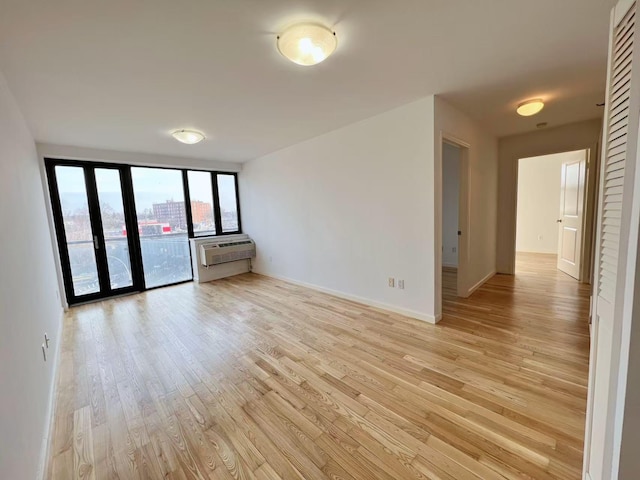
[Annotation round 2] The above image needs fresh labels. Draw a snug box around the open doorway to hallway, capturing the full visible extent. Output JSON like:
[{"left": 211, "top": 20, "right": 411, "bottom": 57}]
[
  {"left": 515, "top": 149, "right": 593, "bottom": 281},
  {"left": 440, "top": 138, "right": 469, "bottom": 301},
  {"left": 442, "top": 142, "right": 460, "bottom": 296}
]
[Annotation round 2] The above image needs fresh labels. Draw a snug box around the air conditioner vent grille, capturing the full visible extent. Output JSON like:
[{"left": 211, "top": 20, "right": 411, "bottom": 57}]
[
  {"left": 199, "top": 238, "right": 256, "bottom": 266},
  {"left": 218, "top": 240, "right": 253, "bottom": 247}
]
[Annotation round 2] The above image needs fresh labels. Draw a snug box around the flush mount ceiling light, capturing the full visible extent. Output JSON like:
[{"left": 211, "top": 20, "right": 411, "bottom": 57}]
[
  {"left": 516, "top": 99, "right": 545, "bottom": 117},
  {"left": 172, "top": 129, "right": 205, "bottom": 144},
  {"left": 277, "top": 23, "right": 337, "bottom": 66}
]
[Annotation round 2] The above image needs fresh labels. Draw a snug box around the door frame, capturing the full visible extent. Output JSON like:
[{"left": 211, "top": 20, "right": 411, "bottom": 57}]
[
  {"left": 439, "top": 134, "right": 471, "bottom": 304},
  {"left": 511, "top": 147, "right": 599, "bottom": 283},
  {"left": 45, "top": 158, "right": 145, "bottom": 305},
  {"left": 496, "top": 121, "right": 603, "bottom": 279}
]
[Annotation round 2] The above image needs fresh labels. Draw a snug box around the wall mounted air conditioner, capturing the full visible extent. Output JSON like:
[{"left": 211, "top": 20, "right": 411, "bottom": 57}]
[{"left": 200, "top": 238, "right": 256, "bottom": 267}]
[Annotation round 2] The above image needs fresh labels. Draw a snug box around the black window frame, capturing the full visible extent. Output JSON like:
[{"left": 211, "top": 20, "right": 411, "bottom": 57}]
[
  {"left": 185, "top": 169, "right": 242, "bottom": 238},
  {"left": 44, "top": 157, "right": 242, "bottom": 305}
]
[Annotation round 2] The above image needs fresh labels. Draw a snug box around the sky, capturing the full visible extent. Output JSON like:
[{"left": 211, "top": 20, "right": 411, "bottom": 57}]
[{"left": 55, "top": 165, "right": 237, "bottom": 212}]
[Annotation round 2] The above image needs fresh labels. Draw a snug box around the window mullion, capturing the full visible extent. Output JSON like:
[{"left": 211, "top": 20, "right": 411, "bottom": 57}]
[
  {"left": 182, "top": 170, "right": 195, "bottom": 238},
  {"left": 211, "top": 172, "right": 223, "bottom": 236}
]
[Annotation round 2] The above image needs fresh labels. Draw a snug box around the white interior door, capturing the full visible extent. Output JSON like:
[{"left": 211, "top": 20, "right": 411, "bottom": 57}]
[
  {"left": 557, "top": 154, "right": 586, "bottom": 279},
  {"left": 584, "top": 0, "right": 637, "bottom": 478}
]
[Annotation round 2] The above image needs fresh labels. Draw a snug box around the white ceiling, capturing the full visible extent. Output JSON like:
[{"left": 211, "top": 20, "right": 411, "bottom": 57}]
[{"left": 0, "top": 0, "right": 616, "bottom": 163}]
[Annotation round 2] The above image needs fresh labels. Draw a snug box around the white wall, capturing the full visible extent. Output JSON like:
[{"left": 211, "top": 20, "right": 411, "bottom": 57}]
[
  {"left": 515, "top": 152, "right": 582, "bottom": 254},
  {"left": 434, "top": 97, "right": 498, "bottom": 314},
  {"left": 241, "top": 95, "right": 497, "bottom": 322},
  {"left": 497, "top": 119, "right": 602, "bottom": 274},
  {"left": 241, "top": 97, "right": 437, "bottom": 322},
  {"left": 442, "top": 143, "right": 460, "bottom": 267},
  {"left": 0, "top": 74, "right": 63, "bottom": 479}
]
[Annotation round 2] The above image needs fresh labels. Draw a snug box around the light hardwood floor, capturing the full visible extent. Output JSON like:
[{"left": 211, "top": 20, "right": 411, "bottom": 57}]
[{"left": 48, "top": 253, "right": 591, "bottom": 479}]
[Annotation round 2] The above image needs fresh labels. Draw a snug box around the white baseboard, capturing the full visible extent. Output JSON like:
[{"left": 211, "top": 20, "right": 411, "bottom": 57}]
[
  {"left": 254, "top": 270, "right": 439, "bottom": 324},
  {"left": 38, "top": 308, "right": 64, "bottom": 480},
  {"left": 464, "top": 270, "right": 496, "bottom": 298}
]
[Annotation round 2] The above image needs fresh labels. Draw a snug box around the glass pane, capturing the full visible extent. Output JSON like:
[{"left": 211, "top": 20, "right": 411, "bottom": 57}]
[
  {"left": 217, "top": 174, "right": 239, "bottom": 233},
  {"left": 95, "top": 169, "right": 133, "bottom": 290},
  {"left": 131, "top": 167, "right": 192, "bottom": 288},
  {"left": 187, "top": 171, "right": 216, "bottom": 236},
  {"left": 55, "top": 166, "right": 100, "bottom": 296}
]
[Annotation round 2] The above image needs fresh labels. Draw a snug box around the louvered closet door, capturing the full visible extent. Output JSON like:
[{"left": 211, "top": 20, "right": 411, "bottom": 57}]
[{"left": 585, "top": 1, "right": 638, "bottom": 478}]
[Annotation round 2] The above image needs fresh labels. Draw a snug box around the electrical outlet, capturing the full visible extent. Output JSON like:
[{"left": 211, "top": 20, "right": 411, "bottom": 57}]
[
  {"left": 388, "top": 277, "right": 395, "bottom": 288},
  {"left": 398, "top": 280, "right": 405, "bottom": 289}
]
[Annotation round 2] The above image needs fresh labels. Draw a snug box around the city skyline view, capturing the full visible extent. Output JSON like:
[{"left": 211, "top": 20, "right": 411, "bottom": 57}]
[{"left": 53, "top": 164, "right": 240, "bottom": 298}]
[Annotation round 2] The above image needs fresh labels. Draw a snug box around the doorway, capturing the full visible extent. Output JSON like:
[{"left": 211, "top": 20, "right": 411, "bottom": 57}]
[
  {"left": 440, "top": 138, "right": 469, "bottom": 303},
  {"left": 46, "top": 159, "right": 194, "bottom": 305},
  {"left": 46, "top": 161, "right": 142, "bottom": 304},
  {"left": 515, "top": 150, "right": 590, "bottom": 280}
]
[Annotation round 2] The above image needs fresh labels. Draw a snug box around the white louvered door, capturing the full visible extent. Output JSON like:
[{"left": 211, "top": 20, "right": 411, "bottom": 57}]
[{"left": 584, "top": 1, "right": 638, "bottom": 478}]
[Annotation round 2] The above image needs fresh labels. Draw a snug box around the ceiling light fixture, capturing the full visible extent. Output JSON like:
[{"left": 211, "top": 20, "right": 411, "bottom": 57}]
[
  {"left": 516, "top": 99, "right": 545, "bottom": 117},
  {"left": 172, "top": 129, "right": 205, "bottom": 144},
  {"left": 277, "top": 23, "right": 337, "bottom": 66}
]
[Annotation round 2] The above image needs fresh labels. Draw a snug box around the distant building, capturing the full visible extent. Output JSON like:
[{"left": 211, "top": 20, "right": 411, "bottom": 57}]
[
  {"left": 191, "top": 200, "right": 213, "bottom": 224},
  {"left": 152, "top": 200, "right": 213, "bottom": 230},
  {"left": 153, "top": 200, "right": 187, "bottom": 230}
]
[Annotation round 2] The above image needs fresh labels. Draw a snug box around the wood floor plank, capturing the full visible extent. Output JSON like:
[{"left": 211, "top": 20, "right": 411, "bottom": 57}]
[
  {"left": 47, "top": 253, "right": 590, "bottom": 479},
  {"left": 73, "top": 406, "right": 96, "bottom": 480}
]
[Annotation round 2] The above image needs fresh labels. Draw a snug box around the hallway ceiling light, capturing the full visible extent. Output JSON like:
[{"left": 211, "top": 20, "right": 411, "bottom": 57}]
[
  {"left": 277, "top": 23, "right": 337, "bottom": 66},
  {"left": 516, "top": 99, "right": 545, "bottom": 116},
  {"left": 172, "top": 129, "right": 205, "bottom": 144}
]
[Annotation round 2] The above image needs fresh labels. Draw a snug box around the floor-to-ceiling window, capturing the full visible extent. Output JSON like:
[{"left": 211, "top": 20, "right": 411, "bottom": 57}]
[
  {"left": 53, "top": 165, "right": 101, "bottom": 297},
  {"left": 46, "top": 159, "right": 241, "bottom": 305},
  {"left": 95, "top": 168, "right": 134, "bottom": 290},
  {"left": 131, "top": 167, "right": 192, "bottom": 289}
]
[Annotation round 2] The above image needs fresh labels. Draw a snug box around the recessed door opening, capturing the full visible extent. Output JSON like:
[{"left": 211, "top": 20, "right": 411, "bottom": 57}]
[
  {"left": 515, "top": 149, "right": 590, "bottom": 280},
  {"left": 442, "top": 142, "right": 461, "bottom": 298},
  {"left": 440, "top": 137, "right": 469, "bottom": 309}
]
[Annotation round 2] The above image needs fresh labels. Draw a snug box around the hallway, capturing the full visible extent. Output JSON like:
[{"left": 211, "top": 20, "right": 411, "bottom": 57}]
[{"left": 49, "top": 254, "right": 591, "bottom": 479}]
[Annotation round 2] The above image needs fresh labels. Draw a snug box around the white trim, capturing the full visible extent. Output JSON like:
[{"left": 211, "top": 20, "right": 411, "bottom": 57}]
[
  {"left": 584, "top": 7, "right": 616, "bottom": 475},
  {"left": 255, "top": 271, "right": 440, "bottom": 324},
  {"left": 439, "top": 132, "right": 471, "bottom": 312},
  {"left": 36, "top": 143, "right": 242, "bottom": 172},
  {"left": 37, "top": 309, "right": 65, "bottom": 480},
  {"left": 464, "top": 270, "right": 496, "bottom": 298}
]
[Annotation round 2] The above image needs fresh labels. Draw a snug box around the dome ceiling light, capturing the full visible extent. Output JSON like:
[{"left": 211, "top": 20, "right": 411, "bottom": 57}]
[
  {"left": 516, "top": 99, "right": 545, "bottom": 117},
  {"left": 277, "top": 23, "right": 337, "bottom": 66},
  {"left": 172, "top": 129, "right": 205, "bottom": 144}
]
